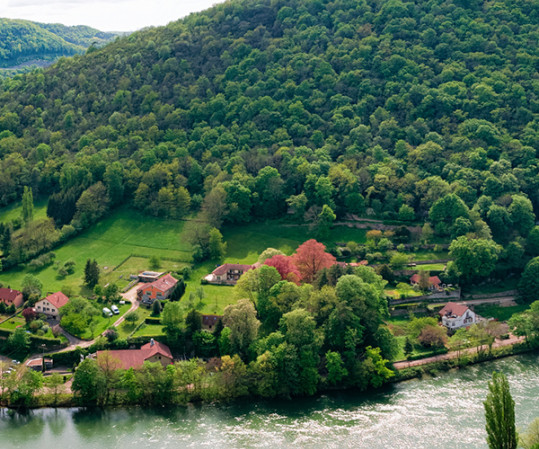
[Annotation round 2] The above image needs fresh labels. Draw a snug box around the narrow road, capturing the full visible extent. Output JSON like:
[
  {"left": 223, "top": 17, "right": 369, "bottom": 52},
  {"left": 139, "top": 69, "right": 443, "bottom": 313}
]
[
  {"left": 113, "top": 283, "right": 141, "bottom": 328},
  {"left": 392, "top": 334, "right": 525, "bottom": 370}
]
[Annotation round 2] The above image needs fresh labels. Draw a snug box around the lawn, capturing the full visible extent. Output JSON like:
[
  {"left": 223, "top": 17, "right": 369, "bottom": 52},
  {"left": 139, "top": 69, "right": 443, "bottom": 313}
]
[
  {"left": 473, "top": 304, "right": 529, "bottom": 322},
  {"left": 183, "top": 263, "right": 239, "bottom": 315},
  {"left": 0, "top": 315, "right": 25, "bottom": 330},
  {"left": 117, "top": 306, "right": 152, "bottom": 339},
  {"left": 132, "top": 323, "right": 165, "bottom": 337},
  {"left": 222, "top": 222, "right": 366, "bottom": 264},
  {"left": 77, "top": 303, "right": 131, "bottom": 340},
  {"left": 0, "top": 207, "right": 192, "bottom": 296},
  {"left": 415, "top": 263, "right": 446, "bottom": 271},
  {"left": 102, "top": 256, "right": 189, "bottom": 291},
  {"left": 0, "top": 196, "right": 49, "bottom": 223}
]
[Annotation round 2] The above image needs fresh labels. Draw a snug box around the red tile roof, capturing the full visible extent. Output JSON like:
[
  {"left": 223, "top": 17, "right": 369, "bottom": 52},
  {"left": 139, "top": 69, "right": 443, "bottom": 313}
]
[
  {"left": 0, "top": 288, "right": 22, "bottom": 304},
  {"left": 44, "top": 291, "right": 70, "bottom": 309},
  {"left": 139, "top": 274, "right": 178, "bottom": 293},
  {"left": 97, "top": 340, "right": 173, "bottom": 370},
  {"left": 439, "top": 302, "right": 470, "bottom": 318},
  {"left": 410, "top": 274, "right": 442, "bottom": 286},
  {"left": 211, "top": 263, "right": 254, "bottom": 276}
]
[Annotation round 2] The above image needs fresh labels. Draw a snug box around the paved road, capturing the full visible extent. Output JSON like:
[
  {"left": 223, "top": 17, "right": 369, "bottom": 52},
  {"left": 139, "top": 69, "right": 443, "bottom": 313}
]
[
  {"left": 393, "top": 334, "right": 525, "bottom": 370},
  {"left": 113, "top": 283, "right": 141, "bottom": 327}
]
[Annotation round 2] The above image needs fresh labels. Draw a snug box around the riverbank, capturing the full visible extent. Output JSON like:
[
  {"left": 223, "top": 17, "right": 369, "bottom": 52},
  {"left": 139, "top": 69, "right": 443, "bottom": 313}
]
[
  {"left": 2, "top": 354, "right": 539, "bottom": 449},
  {"left": 2, "top": 337, "right": 538, "bottom": 410}
]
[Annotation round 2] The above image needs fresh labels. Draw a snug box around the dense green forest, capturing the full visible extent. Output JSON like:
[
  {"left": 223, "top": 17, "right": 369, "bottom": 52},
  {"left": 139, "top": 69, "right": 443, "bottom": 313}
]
[
  {"left": 0, "top": 18, "right": 119, "bottom": 70},
  {"left": 0, "top": 0, "right": 538, "bottom": 279}
]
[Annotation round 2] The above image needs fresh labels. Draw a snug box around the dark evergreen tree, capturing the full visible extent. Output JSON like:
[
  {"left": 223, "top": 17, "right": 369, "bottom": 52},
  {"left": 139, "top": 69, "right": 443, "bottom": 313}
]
[{"left": 84, "top": 259, "right": 99, "bottom": 288}]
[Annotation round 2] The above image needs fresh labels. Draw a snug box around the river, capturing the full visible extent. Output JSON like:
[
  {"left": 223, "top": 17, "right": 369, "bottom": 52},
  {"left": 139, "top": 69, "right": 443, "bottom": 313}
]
[{"left": 1, "top": 354, "right": 538, "bottom": 449}]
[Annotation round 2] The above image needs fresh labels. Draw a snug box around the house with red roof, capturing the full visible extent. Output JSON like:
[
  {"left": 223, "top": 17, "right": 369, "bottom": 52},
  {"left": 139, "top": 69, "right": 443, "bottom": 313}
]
[
  {"left": 202, "top": 314, "right": 222, "bottom": 331},
  {"left": 0, "top": 288, "right": 23, "bottom": 308},
  {"left": 137, "top": 273, "right": 178, "bottom": 305},
  {"left": 96, "top": 339, "right": 173, "bottom": 370},
  {"left": 35, "top": 292, "right": 70, "bottom": 320},
  {"left": 439, "top": 302, "right": 477, "bottom": 330},
  {"left": 204, "top": 263, "right": 258, "bottom": 285},
  {"left": 410, "top": 274, "right": 442, "bottom": 291}
]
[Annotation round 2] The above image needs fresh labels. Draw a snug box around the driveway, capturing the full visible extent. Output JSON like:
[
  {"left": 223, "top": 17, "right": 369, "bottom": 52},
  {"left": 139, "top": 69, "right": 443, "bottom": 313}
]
[{"left": 113, "top": 283, "right": 142, "bottom": 327}]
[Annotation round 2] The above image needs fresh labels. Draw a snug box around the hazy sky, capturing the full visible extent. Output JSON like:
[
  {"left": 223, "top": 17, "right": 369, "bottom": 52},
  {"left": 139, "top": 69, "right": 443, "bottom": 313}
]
[{"left": 0, "top": 0, "right": 226, "bottom": 32}]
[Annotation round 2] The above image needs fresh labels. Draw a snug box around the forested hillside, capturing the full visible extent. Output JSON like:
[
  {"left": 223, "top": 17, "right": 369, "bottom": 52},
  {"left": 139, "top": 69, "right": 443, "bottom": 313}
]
[
  {"left": 0, "top": 18, "right": 118, "bottom": 70},
  {"left": 0, "top": 0, "right": 538, "bottom": 277}
]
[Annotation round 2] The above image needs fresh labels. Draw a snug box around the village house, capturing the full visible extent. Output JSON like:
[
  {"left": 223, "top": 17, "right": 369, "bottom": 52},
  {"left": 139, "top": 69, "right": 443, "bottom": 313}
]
[
  {"left": 0, "top": 288, "right": 23, "bottom": 309},
  {"left": 204, "top": 263, "right": 259, "bottom": 285},
  {"left": 97, "top": 339, "right": 173, "bottom": 370},
  {"left": 137, "top": 271, "right": 163, "bottom": 283},
  {"left": 410, "top": 274, "right": 443, "bottom": 291},
  {"left": 202, "top": 314, "right": 222, "bottom": 331},
  {"left": 25, "top": 357, "right": 53, "bottom": 372},
  {"left": 35, "top": 291, "right": 70, "bottom": 320},
  {"left": 439, "top": 302, "right": 477, "bottom": 331},
  {"left": 137, "top": 273, "right": 178, "bottom": 305}
]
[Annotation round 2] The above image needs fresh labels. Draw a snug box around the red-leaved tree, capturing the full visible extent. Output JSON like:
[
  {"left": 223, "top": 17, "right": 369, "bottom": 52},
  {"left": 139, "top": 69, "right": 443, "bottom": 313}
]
[
  {"left": 291, "top": 239, "right": 336, "bottom": 283},
  {"left": 22, "top": 307, "right": 37, "bottom": 323},
  {"left": 264, "top": 254, "right": 301, "bottom": 284}
]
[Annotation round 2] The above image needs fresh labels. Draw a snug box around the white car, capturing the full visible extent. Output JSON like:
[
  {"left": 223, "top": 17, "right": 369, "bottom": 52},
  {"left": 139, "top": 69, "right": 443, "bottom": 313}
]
[
  {"left": 102, "top": 307, "right": 113, "bottom": 317},
  {"left": 111, "top": 305, "right": 120, "bottom": 315}
]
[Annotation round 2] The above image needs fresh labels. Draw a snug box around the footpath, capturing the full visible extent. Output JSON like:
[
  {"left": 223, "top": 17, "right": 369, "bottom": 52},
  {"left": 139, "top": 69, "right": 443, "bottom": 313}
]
[{"left": 393, "top": 334, "right": 525, "bottom": 370}]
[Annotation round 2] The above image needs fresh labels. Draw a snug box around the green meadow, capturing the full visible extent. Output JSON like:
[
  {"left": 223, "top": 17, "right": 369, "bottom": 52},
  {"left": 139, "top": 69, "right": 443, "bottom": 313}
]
[
  {"left": 0, "top": 197, "right": 49, "bottom": 224},
  {"left": 0, "top": 207, "right": 191, "bottom": 295}
]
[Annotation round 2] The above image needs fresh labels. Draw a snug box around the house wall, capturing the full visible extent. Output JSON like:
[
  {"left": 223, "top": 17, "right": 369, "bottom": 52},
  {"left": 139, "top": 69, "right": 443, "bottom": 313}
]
[
  {"left": 0, "top": 293, "right": 23, "bottom": 308},
  {"left": 140, "top": 286, "right": 174, "bottom": 303},
  {"left": 442, "top": 310, "right": 477, "bottom": 330},
  {"left": 145, "top": 354, "right": 172, "bottom": 367},
  {"left": 35, "top": 300, "right": 60, "bottom": 319}
]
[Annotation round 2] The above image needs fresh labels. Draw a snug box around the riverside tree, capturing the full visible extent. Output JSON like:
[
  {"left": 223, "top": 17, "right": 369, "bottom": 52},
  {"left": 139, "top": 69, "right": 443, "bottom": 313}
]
[{"left": 484, "top": 372, "right": 517, "bottom": 449}]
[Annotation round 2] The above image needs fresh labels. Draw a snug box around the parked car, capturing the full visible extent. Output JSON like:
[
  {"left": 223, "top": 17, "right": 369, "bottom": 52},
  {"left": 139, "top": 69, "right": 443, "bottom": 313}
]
[
  {"left": 119, "top": 300, "right": 126, "bottom": 305},
  {"left": 111, "top": 305, "right": 120, "bottom": 315},
  {"left": 102, "top": 307, "right": 113, "bottom": 317}
]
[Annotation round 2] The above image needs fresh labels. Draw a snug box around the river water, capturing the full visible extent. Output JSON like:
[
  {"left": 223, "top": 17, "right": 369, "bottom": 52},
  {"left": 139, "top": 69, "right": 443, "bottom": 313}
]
[{"left": 1, "top": 354, "right": 538, "bottom": 449}]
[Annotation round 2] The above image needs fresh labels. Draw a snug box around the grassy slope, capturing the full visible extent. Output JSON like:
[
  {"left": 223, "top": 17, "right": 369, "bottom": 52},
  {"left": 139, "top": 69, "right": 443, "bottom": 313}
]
[
  {"left": 0, "top": 197, "right": 49, "bottom": 223},
  {"left": 0, "top": 207, "right": 191, "bottom": 295}
]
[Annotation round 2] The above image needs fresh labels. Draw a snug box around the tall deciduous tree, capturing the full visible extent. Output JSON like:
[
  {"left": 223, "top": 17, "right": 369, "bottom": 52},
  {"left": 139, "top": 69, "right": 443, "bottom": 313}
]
[
  {"left": 484, "top": 372, "right": 517, "bottom": 449},
  {"left": 223, "top": 298, "right": 260, "bottom": 357},
  {"left": 449, "top": 236, "right": 501, "bottom": 282},
  {"left": 291, "top": 239, "right": 336, "bottom": 283}
]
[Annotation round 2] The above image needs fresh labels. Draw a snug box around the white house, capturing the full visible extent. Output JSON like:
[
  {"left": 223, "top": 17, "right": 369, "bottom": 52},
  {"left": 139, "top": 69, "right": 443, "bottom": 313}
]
[
  {"left": 35, "top": 292, "right": 70, "bottom": 320},
  {"left": 438, "top": 302, "right": 477, "bottom": 330}
]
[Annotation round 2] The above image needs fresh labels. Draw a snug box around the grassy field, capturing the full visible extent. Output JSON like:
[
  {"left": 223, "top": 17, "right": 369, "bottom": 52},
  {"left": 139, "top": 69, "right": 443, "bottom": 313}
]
[
  {"left": 0, "top": 207, "right": 192, "bottom": 296},
  {"left": 222, "top": 222, "right": 366, "bottom": 264},
  {"left": 473, "top": 304, "right": 529, "bottom": 322},
  {"left": 0, "top": 197, "right": 49, "bottom": 223},
  {"left": 102, "top": 256, "right": 188, "bottom": 290},
  {"left": 415, "top": 263, "right": 446, "bottom": 271}
]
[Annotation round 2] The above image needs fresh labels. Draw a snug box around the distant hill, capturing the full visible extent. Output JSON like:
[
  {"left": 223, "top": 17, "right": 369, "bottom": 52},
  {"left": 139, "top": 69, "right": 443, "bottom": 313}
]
[{"left": 0, "top": 18, "right": 119, "bottom": 72}]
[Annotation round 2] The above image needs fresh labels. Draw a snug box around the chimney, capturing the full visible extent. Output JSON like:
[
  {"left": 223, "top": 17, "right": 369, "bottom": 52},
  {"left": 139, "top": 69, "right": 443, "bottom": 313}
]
[{"left": 150, "top": 338, "right": 155, "bottom": 347}]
